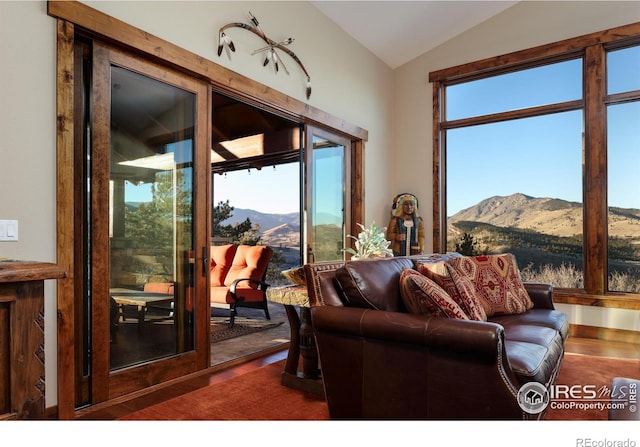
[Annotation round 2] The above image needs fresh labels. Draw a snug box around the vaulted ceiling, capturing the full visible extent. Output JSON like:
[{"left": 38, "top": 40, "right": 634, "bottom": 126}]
[{"left": 311, "top": 1, "right": 518, "bottom": 69}]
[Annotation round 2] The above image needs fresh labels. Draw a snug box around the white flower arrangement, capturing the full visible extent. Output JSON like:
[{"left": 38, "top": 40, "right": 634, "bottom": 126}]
[{"left": 344, "top": 221, "right": 394, "bottom": 260}]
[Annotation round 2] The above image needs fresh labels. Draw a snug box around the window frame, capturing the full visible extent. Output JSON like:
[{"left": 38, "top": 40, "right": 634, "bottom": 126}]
[{"left": 429, "top": 21, "right": 640, "bottom": 308}]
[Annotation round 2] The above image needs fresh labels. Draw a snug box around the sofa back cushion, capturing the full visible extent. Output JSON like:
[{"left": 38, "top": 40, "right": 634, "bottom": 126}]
[
  {"left": 210, "top": 244, "right": 237, "bottom": 287},
  {"left": 335, "top": 257, "right": 414, "bottom": 311},
  {"left": 224, "top": 245, "right": 273, "bottom": 288},
  {"left": 449, "top": 253, "right": 534, "bottom": 316},
  {"left": 399, "top": 268, "right": 469, "bottom": 319}
]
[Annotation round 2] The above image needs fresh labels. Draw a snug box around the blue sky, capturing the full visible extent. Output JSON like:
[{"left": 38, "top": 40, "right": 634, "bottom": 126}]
[
  {"left": 213, "top": 162, "right": 300, "bottom": 214},
  {"left": 446, "top": 47, "right": 639, "bottom": 216}
]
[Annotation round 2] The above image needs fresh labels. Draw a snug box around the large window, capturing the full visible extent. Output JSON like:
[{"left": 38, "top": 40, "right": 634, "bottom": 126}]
[
  {"left": 431, "top": 24, "right": 640, "bottom": 299},
  {"left": 607, "top": 45, "right": 640, "bottom": 293},
  {"left": 444, "top": 59, "right": 585, "bottom": 288}
]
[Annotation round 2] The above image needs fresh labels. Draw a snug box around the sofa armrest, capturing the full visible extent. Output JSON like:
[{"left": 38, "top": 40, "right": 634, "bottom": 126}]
[
  {"left": 312, "top": 305, "right": 505, "bottom": 359},
  {"left": 524, "top": 282, "right": 555, "bottom": 310}
]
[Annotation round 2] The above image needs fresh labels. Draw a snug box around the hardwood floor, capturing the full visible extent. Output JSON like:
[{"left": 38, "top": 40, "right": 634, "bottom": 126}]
[
  {"left": 73, "top": 336, "right": 638, "bottom": 420},
  {"left": 74, "top": 346, "right": 288, "bottom": 420},
  {"left": 564, "top": 336, "right": 640, "bottom": 360}
]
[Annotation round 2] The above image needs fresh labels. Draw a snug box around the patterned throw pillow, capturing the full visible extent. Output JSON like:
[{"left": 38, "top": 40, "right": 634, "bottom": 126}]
[
  {"left": 416, "top": 261, "right": 487, "bottom": 321},
  {"left": 448, "top": 253, "right": 534, "bottom": 317},
  {"left": 399, "top": 268, "right": 470, "bottom": 319},
  {"left": 444, "top": 263, "right": 488, "bottom": 321}
]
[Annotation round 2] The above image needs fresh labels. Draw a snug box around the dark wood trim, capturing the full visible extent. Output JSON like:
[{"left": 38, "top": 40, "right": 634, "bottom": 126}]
[
  {"left": 55, "top": 19, "right": 77, "bottom": 421},
  {"left": 606, "top": 89, "right": 640, "bottom": 105},
  {"left": 441, "top": 100, "right": 584, "bottom": 131},
  {"left": 556, "top": 290, "right": 640, "bottom": 310},
  {"left": 352, "top": 139, "right": 365, "bottom": 235},
  {"left": 583, "top": 44, "right": 608, "bottom": 295},
  {"left": 569, "top": 324, "right": 640, "bottom": 345},
  {"left": 429, "top": 21, "right": 640, "bottom": 82},
  {"left": 432, "top": 82, "right": 443, "bottom": 252},
  {"left": 46, "top": 0, "right": 368, "bottom": 142}
]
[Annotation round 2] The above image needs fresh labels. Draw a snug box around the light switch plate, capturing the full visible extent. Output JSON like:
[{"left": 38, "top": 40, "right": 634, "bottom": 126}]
[{"left": 0, "top": 220, "right": 18, "bottom": 241}]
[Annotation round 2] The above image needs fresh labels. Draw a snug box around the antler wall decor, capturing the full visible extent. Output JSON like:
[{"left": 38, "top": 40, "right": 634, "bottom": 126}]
[{"left": 217, "top": 11, "right": 312, "bottom": 99}]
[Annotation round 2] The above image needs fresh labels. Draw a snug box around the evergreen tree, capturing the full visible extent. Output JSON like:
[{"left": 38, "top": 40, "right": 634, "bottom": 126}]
[
  {"left": 213, "top": 200, "right": 261, "bottom": 245},
  {"left": 455, "top": 232, "right": 478, "bottom": 256},
  {"left": 125, "top": 170, "right": 192, "bottom": 250}
]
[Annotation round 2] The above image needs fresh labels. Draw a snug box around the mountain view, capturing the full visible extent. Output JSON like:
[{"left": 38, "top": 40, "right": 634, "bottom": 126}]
[
  {"left": 221, "top": 208, "right": 301, "bottom": 248},
  {"left": 448, "top": 193, "right": 640, "bottom": 290},
  {"left": 221, "top": 194, "right": 640, "bottom": 290},
  {"left": 449, "top": 193, "right": 640, "bottom": 239}
]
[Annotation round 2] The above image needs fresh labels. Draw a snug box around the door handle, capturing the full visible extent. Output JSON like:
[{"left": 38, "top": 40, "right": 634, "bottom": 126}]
[
  {"left": 307, "top": 245, "right": 315, "bottom": 263},
  {"left": 202, "top": 246, "right": 208, "bottom": 276}
]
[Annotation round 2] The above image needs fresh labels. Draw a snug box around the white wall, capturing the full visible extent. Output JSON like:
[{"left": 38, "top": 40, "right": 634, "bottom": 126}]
[
  {"left": 393, "top": 1, "right": 640, "bottom": 332},
  {"left": 0, "top": 1, "right": 393, "bottom": 407},
  {"left": 0, "top": 0, "right": 59, "bottom": 406}
]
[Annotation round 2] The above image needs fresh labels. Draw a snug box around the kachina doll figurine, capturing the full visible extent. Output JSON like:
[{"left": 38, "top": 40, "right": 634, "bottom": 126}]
[{"left": 386, "top": 193, "right": 425, "bottom": 257}]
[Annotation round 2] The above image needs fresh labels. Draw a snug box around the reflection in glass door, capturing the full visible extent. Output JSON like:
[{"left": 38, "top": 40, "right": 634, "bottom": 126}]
[
  {"left": 84, "top": 44, "right": 208, "bottom": 405},
  {"left": 108, "top": 66, "right": 195, "bottom": 370},
  {"left": 306, "top": 127, "right": 351, "bottom": 262}
]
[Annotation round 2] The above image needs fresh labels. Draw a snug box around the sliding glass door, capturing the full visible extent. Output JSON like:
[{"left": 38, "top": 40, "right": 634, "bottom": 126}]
[{"left": 84, "top": 44, "right": 209, "bottom": 404}]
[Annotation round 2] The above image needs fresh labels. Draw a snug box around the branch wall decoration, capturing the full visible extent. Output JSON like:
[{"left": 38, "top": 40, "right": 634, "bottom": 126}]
[{"left": 217, "top": 12, "right": 312, "bottom": 99}]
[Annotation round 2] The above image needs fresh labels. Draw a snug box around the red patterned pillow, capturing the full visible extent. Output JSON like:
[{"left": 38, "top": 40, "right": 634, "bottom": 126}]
[
  {"left": 415, "top": 260, "right": 449, "bottom": 287},
  {"left": 444, "top": 263, "right": 487, "bottom": 321},
  {"left": 448, "top": 254, "right": 533, "bottom": 316},
  {"left": 399, "top": 268, "right": 469, "bottom": 319},
  {"left": 416, "top": 261, "right": 487, "bottom": 321}
]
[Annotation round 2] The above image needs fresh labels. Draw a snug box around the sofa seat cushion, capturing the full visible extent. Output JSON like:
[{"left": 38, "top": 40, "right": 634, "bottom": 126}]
[
  {"left": 491, "top": 309, "right": 570, "bottom": 341},
  {"left": 399, "top": 268, "right": 470, "bottom": 319},
  {"left": 493, "top": 311, "right": 566, "bottom": 386},
  {"left": 504, "top": 336, "right": 564, "bottom": 386},
  {"left": 335, "top": 257, "right": 415, "bottom": 311}
]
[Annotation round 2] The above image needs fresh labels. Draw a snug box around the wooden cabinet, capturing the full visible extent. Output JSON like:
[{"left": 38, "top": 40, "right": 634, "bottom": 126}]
[{"left": 0, "top": 260, "right": 65, "bottom": 420}]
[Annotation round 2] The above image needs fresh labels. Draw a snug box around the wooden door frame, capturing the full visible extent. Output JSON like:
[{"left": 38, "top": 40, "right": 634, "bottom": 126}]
[
  {"left": 90, "top": 43, "right": 211, "bottom": 402},
  {"left": 52, "top": 1, "right": 366, "bottom": 419}
]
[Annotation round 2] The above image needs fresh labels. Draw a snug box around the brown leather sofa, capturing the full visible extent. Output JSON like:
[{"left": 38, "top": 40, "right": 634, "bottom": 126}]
[{"left": 304, "top": 253, "right": 569, "bottom": 420}]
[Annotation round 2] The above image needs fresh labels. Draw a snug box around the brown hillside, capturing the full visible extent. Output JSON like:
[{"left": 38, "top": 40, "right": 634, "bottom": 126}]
[{"left": 449, "top": 193, "right": 640, "bottom": 238}]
